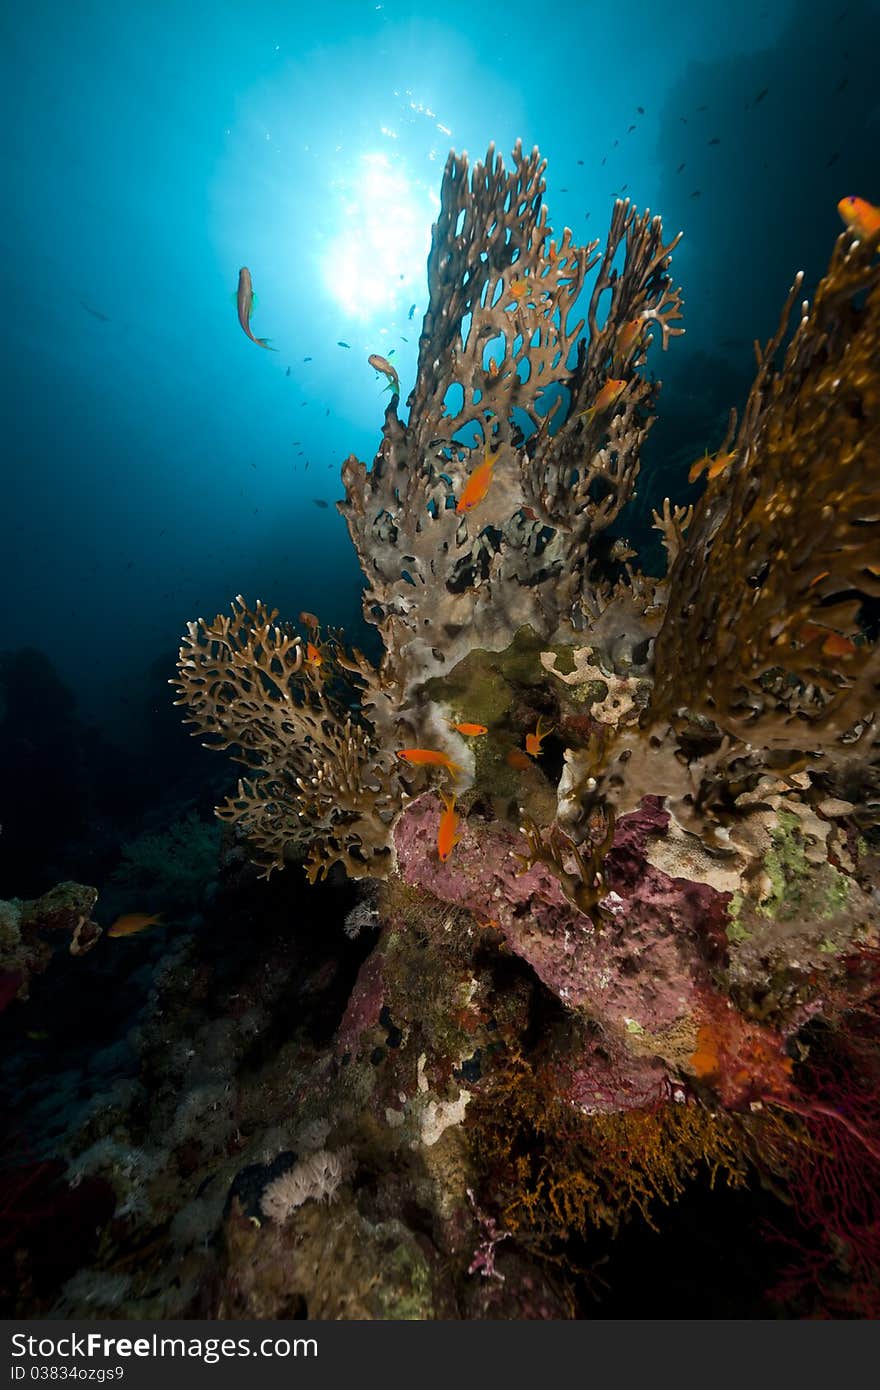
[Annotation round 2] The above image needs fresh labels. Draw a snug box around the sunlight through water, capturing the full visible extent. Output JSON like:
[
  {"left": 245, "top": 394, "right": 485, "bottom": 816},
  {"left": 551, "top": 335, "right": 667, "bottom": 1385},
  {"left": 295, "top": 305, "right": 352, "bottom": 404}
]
[{"left": 325, "top": 151, "right": 438, "bottom": 318}]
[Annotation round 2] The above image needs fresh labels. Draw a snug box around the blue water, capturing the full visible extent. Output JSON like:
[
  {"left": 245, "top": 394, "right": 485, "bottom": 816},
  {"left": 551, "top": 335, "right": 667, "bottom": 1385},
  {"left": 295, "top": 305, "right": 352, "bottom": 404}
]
[{"left": 4, "top": 0, "right": 878, "bottom": 734}]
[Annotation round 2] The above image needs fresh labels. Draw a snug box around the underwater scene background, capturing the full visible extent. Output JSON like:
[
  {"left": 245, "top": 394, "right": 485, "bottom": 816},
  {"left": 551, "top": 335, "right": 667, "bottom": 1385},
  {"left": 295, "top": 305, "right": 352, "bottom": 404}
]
[{"left": 2, "top": 0, "right": 879, "bottom": 1320}]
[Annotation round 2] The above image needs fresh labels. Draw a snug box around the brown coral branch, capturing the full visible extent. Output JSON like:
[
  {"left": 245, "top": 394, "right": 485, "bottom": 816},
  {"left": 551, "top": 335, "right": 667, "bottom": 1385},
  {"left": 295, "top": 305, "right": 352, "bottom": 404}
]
[
  {"left": 651, "top": 227, "right": 880, "bottom": 755},
  {"left": 338, "top": 147, "right": 685, "bottom": 700},
  {"left": 173, "top": 597, "right": 404, "bottom": 881}
]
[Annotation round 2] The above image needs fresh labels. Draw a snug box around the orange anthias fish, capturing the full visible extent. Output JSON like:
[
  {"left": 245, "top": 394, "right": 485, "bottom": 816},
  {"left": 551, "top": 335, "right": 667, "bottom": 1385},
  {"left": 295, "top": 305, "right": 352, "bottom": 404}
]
[
  {"left": 508, "top": 277, "right": 531, "bottom": 303},
  {"left": 688, "top": 448, "right": 737, "bottom": 484},
  {"left": 446, "top": 720, "right": 489, "bottom": 737},
  {"left": 235, "top": 268, "right": 277, "bottom": 350},
  {"left": 821, "top": 631, "right": 858, "bottom": 658},
  {"left": 798, "top": 623, "right": 858, "bottom": 658},
  {"left": 107, "top": 913, "right": 163, "bottom": 939},
  {"left": 397, "top": 748, "right": 461, "bottom": 778},
  {"left": 837, "top": 195, "right": 880, "bottom": 240},
  {"left": 614, "top": 318, "right": 643, "bottom": 366},
  {"left": 524, "top": 715, "right": 554, "bottom": 758},
  {"left": 437, "top": 791, "right": 461, "bottom": 863},
  {"left": 579, "top": 377, "right": 627, "bottom": 424},
  {"left": 456, "top": 446, "right": 500, "bottom": 514},
  {"left": 306, "top": 641, "right": 323, "bottom": 667},
  {"left": 368, "top": 352, "right": 400, "bottom": 394}
]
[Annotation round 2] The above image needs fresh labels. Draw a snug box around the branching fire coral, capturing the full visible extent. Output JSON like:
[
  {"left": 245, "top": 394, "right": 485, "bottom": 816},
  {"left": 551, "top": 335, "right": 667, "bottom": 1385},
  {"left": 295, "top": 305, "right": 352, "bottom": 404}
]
[
  {"left": 653, "top": 222, "right": 880, "bottom": 749},
  {"left": 471, "top": 1050, "right": 747, "bottom": 1242},
  {"left": 339, "top": 140, "right": 682, "bottom": 705},
  {"left": 173, "top": 597, "right": 403, "bottom": 881}
]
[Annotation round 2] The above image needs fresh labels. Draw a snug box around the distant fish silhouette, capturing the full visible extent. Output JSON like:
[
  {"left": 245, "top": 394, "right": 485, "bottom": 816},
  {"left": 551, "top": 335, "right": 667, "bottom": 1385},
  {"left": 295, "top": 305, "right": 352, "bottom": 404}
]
[
  {"left": 337, "top": 340, "right": 351, "bottom": 348},
  {"left": 627, "top": 124, "right": 636, "bottom": 133},
  {"left": 676, "top": 162, "right": 686, "bottom": 173},
  {"left": 636, "top": 105, "right": 645, "bottom": 114},
  {"left": 690, "top": 189, "right": 701, "bottom": 198},
  {"left": 708, "top": 137, "right": 721, "bottom": 145},
  {"left": 312, "top": 498, "right": 329, "bottom": 509},
  {"left": 80, "top": 301, "right": 110, "bottom": 322},
  {"left": 833, "top": 76, "right": 848, "bottom": 95},
  {"left": 408, "top": 303, "right": 416, "bottom": 319},
  {"left": 826, "top": 151, "right": 840, "bottom": 167},
  {"left": 303, "top": 355, "right": 312, "bottom": 361},
  {"left": 286, "top": 366, "right": 291, "bottom": 376},
  {"left": 753, "top": 87, "right": 769, "bottom": 104}
]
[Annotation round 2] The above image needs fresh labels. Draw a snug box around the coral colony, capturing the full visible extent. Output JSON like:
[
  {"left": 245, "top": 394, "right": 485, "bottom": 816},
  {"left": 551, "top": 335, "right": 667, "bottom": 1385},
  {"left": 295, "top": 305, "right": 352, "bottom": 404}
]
[
  {"left": 170, "top": 142, "right": 880, "bottom": 1315},
  {"left": 7, "top": 144, "right": 875, "bottom": 1319}
]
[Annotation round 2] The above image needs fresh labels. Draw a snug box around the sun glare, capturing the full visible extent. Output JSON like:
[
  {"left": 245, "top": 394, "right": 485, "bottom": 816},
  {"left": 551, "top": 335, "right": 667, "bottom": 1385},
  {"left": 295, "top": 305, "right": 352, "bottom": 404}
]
[{"left": 325, "top": 152, "right": 437, "bottom": 319}]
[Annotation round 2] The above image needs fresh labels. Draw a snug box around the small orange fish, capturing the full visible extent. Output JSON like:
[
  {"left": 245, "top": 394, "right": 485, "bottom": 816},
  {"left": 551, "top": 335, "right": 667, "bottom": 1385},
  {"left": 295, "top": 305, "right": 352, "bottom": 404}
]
[
  {"left": 506, "top": 748, "right": 531, "bottom": 770},
  {"left": 108, "top": 912, "right": 163, "bottom": 939},
  {"left": 397, "top": 748, "right": 461, "bottom": 777},
  {"left": 688, "top": 448, "right": 736, "bottom": 484},
  {"left": 837, "top": 195, "right": 880, "bottom": 240},
  {"left": 437, "top": 791, "right": 461, "bottom": 862},
  {"left": 456, "top": 445, "right": 500, "bottom": 515},
  {"left": 706, "top": 450, "right": 736, "bottom": 481},
  {"left": 797, "top": 624, "right": 857, "bottom": 657},
  {"left": 547, "top": 239, "right": 558, "bottom": 265},
  {"left": 508, "top": 277, "right": 530, "bottom": 303},
  {"left": 614, "top": 318, "right": 643, "bottom": 364},
  {"left": 446, "top": 720, "right": 489, "bottom": 736},
  {"left": 487, "top": 357, "right": 499, "bottom": 379},
  {"left": 306, "top": 641, "right": 323, "bottom": 666},
  {"left": 524, "top": 715, "right": 554, "bottom": 758},
  {"left": 821, "top": 631, "right": 858, "bottom": 658},
  {"left": 235, "top": 268, "right": 276, "bottom": 351},
  {"left": 579, "top": 377, "right": 627, "bottom": 424}
]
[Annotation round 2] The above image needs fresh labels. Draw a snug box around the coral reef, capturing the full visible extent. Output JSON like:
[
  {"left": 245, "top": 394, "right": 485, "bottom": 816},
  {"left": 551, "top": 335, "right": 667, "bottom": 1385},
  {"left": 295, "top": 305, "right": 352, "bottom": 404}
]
[
  {"left": 50, "top": 142, "right": 873, "bottom": 1320},
  {"left": 0, "top": 881, "right": 101, "bottom": 1011}
]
